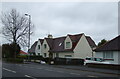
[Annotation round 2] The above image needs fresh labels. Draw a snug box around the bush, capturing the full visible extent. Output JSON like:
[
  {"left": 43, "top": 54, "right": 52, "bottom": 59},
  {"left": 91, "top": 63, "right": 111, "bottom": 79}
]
[
  {"left": 17, "top": 55, "right": 28, "bottom": 59},
  {"left": 5, "top": 58, "right": 23, "bottom": 63}
]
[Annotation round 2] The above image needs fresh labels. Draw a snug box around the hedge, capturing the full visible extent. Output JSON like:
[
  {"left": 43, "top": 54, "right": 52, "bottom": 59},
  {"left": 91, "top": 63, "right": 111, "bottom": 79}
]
[{"left": 5, "top": 58, "right": 23, "bottom": 63}]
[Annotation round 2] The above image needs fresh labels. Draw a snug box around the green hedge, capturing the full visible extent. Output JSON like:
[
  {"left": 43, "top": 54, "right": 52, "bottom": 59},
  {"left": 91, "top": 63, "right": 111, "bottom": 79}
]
[
  {"left": 17, "top": 55, "right": 28, "bottom": 59},
  {"left": 5, "top": 58, "right": 23, "bottom": 63}
]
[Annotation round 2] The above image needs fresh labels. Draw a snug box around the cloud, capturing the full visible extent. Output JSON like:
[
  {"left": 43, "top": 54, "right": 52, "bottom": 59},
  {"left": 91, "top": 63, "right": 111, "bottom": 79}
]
[{"left": 1, "top": 2, "right": 118, "bottom": 49}]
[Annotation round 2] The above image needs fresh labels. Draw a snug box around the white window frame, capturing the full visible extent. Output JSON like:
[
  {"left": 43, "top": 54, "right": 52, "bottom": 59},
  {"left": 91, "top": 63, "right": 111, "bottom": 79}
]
[
  {"left": 44, "top": 44, "right": 47, "bottom": 49},
  {"left": 38, "top": 45, "right": 40, "bottom": 49},
  {"left": 66, "top": 42, "right": 70, "bottom": 49},
  {"left": 103, "top": 52, "right": 113, "bottom": 59}
]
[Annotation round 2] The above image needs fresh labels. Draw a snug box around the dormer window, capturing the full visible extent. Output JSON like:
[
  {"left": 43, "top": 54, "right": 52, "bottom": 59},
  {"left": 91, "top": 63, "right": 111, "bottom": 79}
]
[{"left": 66, "top": 42, "right": 70, "bottom": 48}]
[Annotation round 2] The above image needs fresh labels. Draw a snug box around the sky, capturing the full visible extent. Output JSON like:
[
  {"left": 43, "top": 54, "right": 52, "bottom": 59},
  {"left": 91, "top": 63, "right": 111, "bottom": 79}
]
[{"left": 0, "top": 2, "right": 118, "bottom": 51}]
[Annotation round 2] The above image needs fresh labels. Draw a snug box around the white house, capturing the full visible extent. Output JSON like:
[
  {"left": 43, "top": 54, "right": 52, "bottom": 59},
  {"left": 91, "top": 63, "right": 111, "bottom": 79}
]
[
  {"left": 35, "top": 39, "right": 43, "bottom": 56},
  {"left": 95, "top": 35, "right": 120, "bottom": 64},
  {"left": 34, "top": 33, "right": 96, "bottom": 59}
]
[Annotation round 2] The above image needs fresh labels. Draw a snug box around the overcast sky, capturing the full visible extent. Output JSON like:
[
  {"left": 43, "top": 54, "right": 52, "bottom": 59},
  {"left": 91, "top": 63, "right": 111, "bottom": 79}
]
[{"left": 0, "top": 2, "right": 118, "bottom": 51}]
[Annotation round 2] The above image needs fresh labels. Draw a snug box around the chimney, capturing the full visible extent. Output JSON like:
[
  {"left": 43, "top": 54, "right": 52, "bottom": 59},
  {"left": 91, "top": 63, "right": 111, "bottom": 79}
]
[{"left": 48, "top": 34, "right": 53, "bottom": 38}]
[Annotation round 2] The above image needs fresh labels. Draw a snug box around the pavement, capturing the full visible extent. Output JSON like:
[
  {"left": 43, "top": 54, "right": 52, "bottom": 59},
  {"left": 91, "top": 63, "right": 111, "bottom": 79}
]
[{"left": 52, "top": 65, "right": 120, "bottom": 75}]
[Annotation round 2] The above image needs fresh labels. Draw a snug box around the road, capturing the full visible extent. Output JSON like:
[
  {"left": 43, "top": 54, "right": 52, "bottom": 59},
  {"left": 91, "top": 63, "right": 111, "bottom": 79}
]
[{"left": 2, "top": 62, "right": 119, "bottom": 79}]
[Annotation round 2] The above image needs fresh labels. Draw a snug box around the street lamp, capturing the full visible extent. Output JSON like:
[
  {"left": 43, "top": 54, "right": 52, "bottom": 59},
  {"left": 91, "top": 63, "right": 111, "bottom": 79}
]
[{"left": 25, "top": 13, "right": 31, "bottom": 61}]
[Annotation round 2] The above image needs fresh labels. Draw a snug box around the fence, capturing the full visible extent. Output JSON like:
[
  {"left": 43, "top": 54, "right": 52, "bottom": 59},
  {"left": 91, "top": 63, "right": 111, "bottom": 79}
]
[{"left": 54, "top": 57, "right": 84, "bottom": 65}]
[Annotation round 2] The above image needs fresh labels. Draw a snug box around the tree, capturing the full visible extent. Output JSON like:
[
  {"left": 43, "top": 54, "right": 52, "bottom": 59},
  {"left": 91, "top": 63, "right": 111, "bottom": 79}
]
[
  {"left": 1, "top": 9, "right": 34, "bottom": 58},
  {"left": 2, "top": 43, "right": 20, "bottom": 58},
  {"left": 98, "top": 39, "right": 107, "bottom": 46}
]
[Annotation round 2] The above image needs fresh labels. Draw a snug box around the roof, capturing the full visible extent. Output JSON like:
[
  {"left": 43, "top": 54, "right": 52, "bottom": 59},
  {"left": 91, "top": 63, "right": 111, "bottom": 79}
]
[
  {"left": 48, "top": 33, "right": 96, "bottom": 53},
  {"left": 95, "top": 35, "right": 120, "bottom": 52},
  {"left": 50, "top": 36, "right": 66, "bottom": 52},
  {"left": 86, "top": 36, "right": 96, "bottom": 48},
  {"left": 29, "top": 41, "right": 38, "bottom": 53},
  {"left": 45, "top": 38, "right": 54, "bottom": 50},
  {"left": 69, "top": 34, "right": 83, "bottom": 50},
  {"left": 39, "top": 39, "right": 44, "bottom": 44},
  {"left": 19, "top": 50, "right": 28, "bottom": 55}
]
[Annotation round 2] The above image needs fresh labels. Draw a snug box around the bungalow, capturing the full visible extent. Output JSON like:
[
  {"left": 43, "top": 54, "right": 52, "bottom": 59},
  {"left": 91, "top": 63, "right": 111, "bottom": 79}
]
[
  {"left": 95, "top": 35, "right": 120, "bottom": 64},
  {"left": 34, "top": 33, "right": 96, "bottom": 59}
]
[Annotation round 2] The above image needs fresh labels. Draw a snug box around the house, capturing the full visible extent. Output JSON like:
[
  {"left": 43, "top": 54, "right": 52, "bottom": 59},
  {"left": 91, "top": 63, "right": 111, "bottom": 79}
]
[
  {"left": 19, "top": 50, "right": 28, "bottom": 55},
  {"left": 35, "top": 39, "right": 44, "bottom": 56},
  {"left": 29, "top": 41, "right": 38, "bottom": 55},
  {"left": 95, "top": 35, "right": 120, "bottom": 64},
  {"left": 34, "top": 33, "right": 96, "bottom": 59}
]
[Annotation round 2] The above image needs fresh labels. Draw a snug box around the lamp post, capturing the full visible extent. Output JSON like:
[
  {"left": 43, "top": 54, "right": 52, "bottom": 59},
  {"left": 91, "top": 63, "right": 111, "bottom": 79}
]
[{"left": 25, "top": 14, "right": 31, "bottom": 61}]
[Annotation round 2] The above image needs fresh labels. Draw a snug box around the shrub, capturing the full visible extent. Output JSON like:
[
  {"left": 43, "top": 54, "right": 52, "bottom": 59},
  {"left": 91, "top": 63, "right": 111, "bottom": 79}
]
[
  {"left": 17, "top": 55, "right": 28, "bottom": 59},
  {"left": 5, "top": 58, "right": 23, "bottom": 63}
]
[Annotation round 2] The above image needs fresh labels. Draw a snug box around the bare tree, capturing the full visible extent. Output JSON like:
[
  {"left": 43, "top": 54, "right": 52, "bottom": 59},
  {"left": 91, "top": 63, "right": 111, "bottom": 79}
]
[
  {"left": 1, "top": 9, "right": 33, "bottom": 47},
  {"left": 1, "top": 9, "right": 34, "bottom": 58}
]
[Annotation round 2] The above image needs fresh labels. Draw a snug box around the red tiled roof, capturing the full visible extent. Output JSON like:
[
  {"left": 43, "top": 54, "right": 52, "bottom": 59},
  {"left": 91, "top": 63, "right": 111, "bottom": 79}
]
[
  {"left": 95, "top": 35, "right": 120, "bottom": 51},
  {"left": 19, "top": 50, "right": 28, "bottom": 55}
]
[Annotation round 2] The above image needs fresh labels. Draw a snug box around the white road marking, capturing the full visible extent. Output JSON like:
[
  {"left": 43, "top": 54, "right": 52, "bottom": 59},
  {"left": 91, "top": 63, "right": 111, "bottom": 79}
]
[
  {"left": 25, "top": 75, "right": 37, "bottom": 79},
  {"left": 88, "top": 75, "right": 98, "bottom": 77},
  {"left": 70, "top": 73, "right": 80, "bottom": 75},
  {"left": 3, "top": 68, "right": 16, "bottom": 73}
]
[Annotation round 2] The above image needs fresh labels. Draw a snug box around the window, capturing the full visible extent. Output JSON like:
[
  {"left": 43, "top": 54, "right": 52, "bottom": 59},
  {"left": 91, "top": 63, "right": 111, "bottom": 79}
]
[
  {"left": 56, "top": 53, "right": 59, "bottom": 57},
  {"left": 44, "top": 53, "right": 46, "bottom": 57},
  {"left": 38, "top": 53, "right": 40, "bottom": 56},
  {"left": 33, "top": 53, "right": 36, "bottom": 56},
  {"left": 65, "top": 55, "right": 72, "bottom": 58},
  {"left": 94, "top": 58, "right": 103, "bottom": 62},
  {"left": 103, "top": 52, "right": 113, "bottom": 59},
  {"left": 44, "top": 44, "right": 47, "bottom": 49},
  {"left": 66, "top": 42, "right": 70, "bottom": 48},
  {"left": 59, "top": 43, "right": 62, "bottom": 46},
  {"left": 38, "top": 45, "right": 40, "bottom": 49}
]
